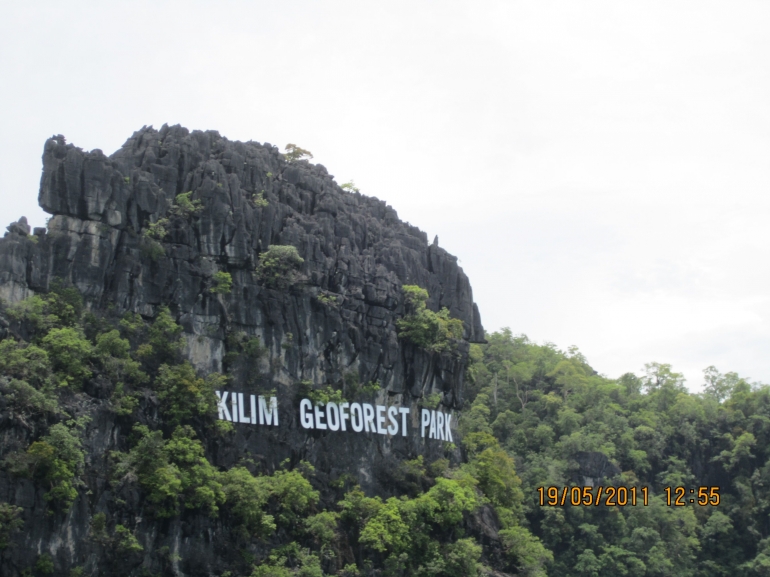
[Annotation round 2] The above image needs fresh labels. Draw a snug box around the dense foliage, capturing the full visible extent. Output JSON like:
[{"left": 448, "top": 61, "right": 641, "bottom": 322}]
[
  {"left": 256, "top": 245, "right": 305, "bottom": 289},
  {"left": 396, "top": 286, "right": 463, "bottom": 353},
  {"left": 462, "top": 328, "right": 770, "bottom": 577},
  {"left": 0, "top": 282, "right": 766, "bottom": 576}
]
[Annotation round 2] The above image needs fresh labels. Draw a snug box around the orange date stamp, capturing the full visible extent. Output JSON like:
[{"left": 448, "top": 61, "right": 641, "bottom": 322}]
[
  {"left": 537, "top": 486, "right": 721, "bottom": 507},
  {"left": 538, "top": 486, "right": 648, "bottom": 507}
]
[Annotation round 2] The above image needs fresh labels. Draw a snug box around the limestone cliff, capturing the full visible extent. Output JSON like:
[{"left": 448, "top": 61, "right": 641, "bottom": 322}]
[{"left": 0, "top": 126, "right": 487, "bottom": 576}]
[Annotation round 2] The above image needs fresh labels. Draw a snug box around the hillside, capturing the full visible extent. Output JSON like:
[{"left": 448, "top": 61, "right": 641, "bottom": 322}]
[
  {"left": 1, "top": 126, "right": 765, "bottom": 577},
  {"left": 0, "top": 126, "right": 507, "bottom": 576}
]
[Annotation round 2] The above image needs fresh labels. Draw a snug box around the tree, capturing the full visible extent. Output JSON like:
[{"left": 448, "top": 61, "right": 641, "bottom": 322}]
[
  {"left": 41, "top": 327, "right": 93, "bottom": 388},
  {"left": 210, "top": 271, "right": 233, "bottom": 294},
  {"left": 256, "top": 245, "right": 304, "bottom": 289},
  {"left": 396, "top": 285, "right": 463, "bottom": 353},
  {"left": 284, "top": 144, "right": 313, "bottom": 162},
  {"left": 703, "top": 366, "right": 744, "bottom": 402}
]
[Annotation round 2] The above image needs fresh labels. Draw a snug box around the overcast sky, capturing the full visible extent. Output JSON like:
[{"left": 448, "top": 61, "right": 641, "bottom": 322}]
[{"left": 1, "top": 1, "right": 768, "bottom": 390}]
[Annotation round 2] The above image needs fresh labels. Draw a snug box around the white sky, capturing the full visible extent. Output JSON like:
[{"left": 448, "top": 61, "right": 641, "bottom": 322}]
[{"left": 1, "top": 1, "right": 768, "bottom": 390}]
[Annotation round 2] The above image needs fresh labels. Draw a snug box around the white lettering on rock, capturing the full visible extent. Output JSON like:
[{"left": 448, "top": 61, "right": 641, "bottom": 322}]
[
  {"left": 314, "top": 403, "right": 327, "bottom": 430},
  {"left": 300, "top": 398, "right": 314, "bottom": 429},
  {"left": 387, "top": 406, "right": 399, "bottom": 435},
  {"left": 350, "top": 403, "right": 364, "bottom": 432},
  {"left": 259, "top": 396, "right": 279, "bottom": 426},
  {"left": 363, "top": 403, "right": 375, "bottom": 433},
  {"left": 216, "top": 391, "right": 231, "bottom": 421},
  {"left": 376, "top": 405, "right": 387, "bottom": 435},
  {"left": 327, "top": 402, "right": 340, "bottom": 431},
  {"left": 399, "top": 407, "right": 410, "bottom": 436}
]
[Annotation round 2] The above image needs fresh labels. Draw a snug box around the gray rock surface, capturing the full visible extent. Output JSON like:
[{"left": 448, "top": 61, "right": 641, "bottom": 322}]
[{"left": 0, "top": 126, "right": 486, "bottom": 576}]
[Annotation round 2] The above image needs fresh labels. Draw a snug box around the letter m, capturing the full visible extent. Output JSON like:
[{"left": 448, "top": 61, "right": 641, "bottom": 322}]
[{"left": 259, "top": 396, "right": 279, "bottom": 426}]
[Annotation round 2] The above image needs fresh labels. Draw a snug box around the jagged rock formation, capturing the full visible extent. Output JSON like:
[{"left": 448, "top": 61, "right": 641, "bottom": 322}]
[
  {"left": 5, "top": 126, "right": 482, "bottom": 380},
  {"left": 0, "top": 126, "right": 487, "bottom": 575}
]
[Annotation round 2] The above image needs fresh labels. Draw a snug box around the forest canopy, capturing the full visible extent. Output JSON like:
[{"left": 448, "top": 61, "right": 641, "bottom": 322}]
[{"left": 0, "top": 283, "right": 767, "bottom": 576}]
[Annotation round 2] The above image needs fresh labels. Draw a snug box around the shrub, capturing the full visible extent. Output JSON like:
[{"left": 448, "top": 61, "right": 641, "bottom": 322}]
[
  {"left": 255, "top": 245, "right": 304, "bottom": 290},
  {"left": 153, "top": 362, "right": 223, "bottom": 425},
  {"left": 253, "top": 191, "right": 269, "bottom": 208},
  {"left": 0, "top": 339, "right": 54, "bottom": 389},
  {"left": 114, "top": 525, "right": 144, "bottom": 553},
  {"left": 136, "top": 307, "right": 185, "bottom": 369},
  {"left": 396, "top": 286, "right": 463, "bottom": 353},
  {"left": 41, "top": 327, "right": 93, "bottom": 388},
  {"left": 302, "top": 383, "right": 345, "bottom": 405},
  {"left": 316, "top": 292, "right": 338, "bottom": 305},
  {"left": 143, "top": 218, "right": 169, "bottom": 240},
  {"left": 36, "top": 553, "right": 54, "bottom": 575},
  {"left": 9, "top": 421, "right": 86, "bottom": 508},
  {"left": 210, "top": 271, "right": 233, "bottom": 295},
  {"left": 468, "top": 445, "right": 524, "bottom": 524},
  {"left": 341, "top": 371, "right": 380, "bottom": 401},
  {"left": 140, "top": 238, "right": 165, "bottom": 261},
  {"left": 222, "top": 466, "right": 275, "bottom": 539},
  {"left": 7, "top": 282, "right": 83, "bottom": 334},
  {"left": 0, "top": 379, "right": 58, "bottom": 415},
  {"left": 0, "top": 502, "right": 23, "bottom": 549},
  {"left": 305, "top": 511, "right": 338, "bottom": 548},
  {"left": 270, "top": 463, "right": 320, "bottom": 527},
  {"left": 499, "top": 526, "right": 553, "bottom": 577},
  {"left": 95, "top": 330, "right": 146, "bottom": 386},
  {"left": 113, "top": 424, "right": 225, "bottom": 518},
  {"left": 284, "top": 144, "right": 313, "bottom": 162},
  {"left": 89, "top": 512, "right": 109, "bottom": 544},
  {"left": 119, "top": 312, "right": 145, "bottom": 336},
  {"left": 250, "top": 554, "right": 292, "bottom": 577},
  {"left": 170, "top": 192, "right": 202, "bottom": 218},
  {"left": 340, "top": 181, "right": 360, "bottom": 193}
]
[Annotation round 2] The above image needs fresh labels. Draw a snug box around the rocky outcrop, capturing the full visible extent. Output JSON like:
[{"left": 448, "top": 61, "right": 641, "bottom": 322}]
[
  {"left": 0, "top": 126, "right": 485, "bottom": 575},
  {"left": 10, "top": 126, "right": 483, "bottom": 375}
]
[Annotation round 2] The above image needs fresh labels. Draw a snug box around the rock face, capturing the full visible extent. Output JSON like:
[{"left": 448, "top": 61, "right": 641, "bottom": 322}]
[{"left": 0, "top": 126, "right": 485, "bottom": 575}]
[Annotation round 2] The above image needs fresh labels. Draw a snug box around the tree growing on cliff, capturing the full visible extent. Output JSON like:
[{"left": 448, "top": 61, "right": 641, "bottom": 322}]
[
  {"left": 255, "top": 245, "right": 304, "bottom": 290},
  {"left": 210, "top": 271, "right": 233, "bottom": 295},
  {"left": 284, "top": 144, "right": 313, "bottom": 162},
  {"left": 396, "top": 285, "right": 463, "bottom": 353},
  {"left": 170, "top": 192, "right": 203, "bottom": 218}
]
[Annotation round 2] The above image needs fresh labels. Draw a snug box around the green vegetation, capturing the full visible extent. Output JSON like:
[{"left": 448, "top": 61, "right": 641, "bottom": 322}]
[
  {"left": 141, "top": 218, "right": 170, "bottom": 261},
  {"left": 89, "top": 513, "right": 143, "bottom": 553},
  {"left": 6, "top": 275, "right": 770, "bottom": 575},
  {"left": 253, "top": 191, "right": 269, "bottom": 208},
  {"left": 0, "top": 378, "right": 58, "bottom": 415},
  {"left": 341, "top": 371, "right": 380, "bottom": 400},
  {"left": 396, "top": 285, "right": 463, "bottom": 353},
  {"left": 6, "top": 279, "right": 83, "bottom": 334},
  {"left": 210, "top": 271, "right": 233, "bottom": 295},
  {"left": 143, "top": 217, "right": 169, "bottom": 240},
  {"left": 284, "top": 144, "right": 313, "bottom": 162},
  {"left": 114, "top": 525, "right": 144, "bottom": 554},
  {"left": 222, "top": 466, "right": 276, "bottom": 538},
  {"left": 301, "top": 383, "right": 346, "bottom": 405},
  {"left": 170, "top": 191, "right": 203, "bottom": 218},
  {"left": 0, "top": 502, "right": 23, "bottom": 549},
  {"left": 5, "top": 420, "right": 86, "bottom": 508},
  {"left": 112, "top": 424, "right": 225, "bottom": 518},
  {"left": 340, "top": 181, "right": 360, "bottom": 193},
  {"left": 135, "top": 306, "right": 185, "bottom": 370},
  {"left": 316, "top": 292, "right": 338, "bottom": 306},
  {"left": 154, "top": 362, "right": 224, "bottom": 425},
  {"left": 41, "top": 327, "right": 92, "bottom": 388},
  {"left": 255, "top": 245, "right": 304, "bottom": 290},
  {"left": 35, "top": 553, "right": 54, "bottom": 575},
  {"left": 458, "top": 328, "right": 770, "bottom": 576}
]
